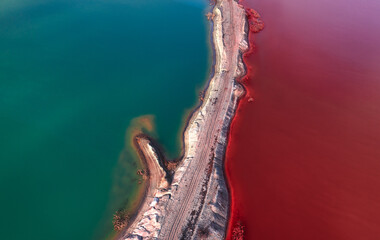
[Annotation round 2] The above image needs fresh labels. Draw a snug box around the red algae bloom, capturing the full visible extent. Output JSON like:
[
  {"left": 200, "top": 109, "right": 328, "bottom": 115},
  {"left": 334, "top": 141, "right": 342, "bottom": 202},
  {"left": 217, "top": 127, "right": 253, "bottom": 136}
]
[
  {"left": 232, "top": 221, "right": 245, "bottom": 240},
  {"left": 245, "top": 8, "right": 264, "bottom": 33}
]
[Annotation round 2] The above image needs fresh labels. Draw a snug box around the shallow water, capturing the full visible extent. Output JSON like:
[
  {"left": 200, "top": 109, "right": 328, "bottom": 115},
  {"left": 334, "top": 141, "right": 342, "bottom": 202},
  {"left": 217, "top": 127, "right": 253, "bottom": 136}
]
[
  {"left": 226, "top": 0, "right": 380, "bottom": 239},
  {"left": 0, "top": 0, "right": 208, "bottom": 239}
]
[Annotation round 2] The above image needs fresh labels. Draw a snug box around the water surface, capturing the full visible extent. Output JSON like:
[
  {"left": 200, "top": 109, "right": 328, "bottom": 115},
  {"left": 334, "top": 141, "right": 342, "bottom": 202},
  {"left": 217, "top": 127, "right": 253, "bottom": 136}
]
[
  {"left": 0, "top": 0, "right": 208, "bottom": 239},
  {"left": 226, "top": 0, "right": 380, "bottom": 239}
]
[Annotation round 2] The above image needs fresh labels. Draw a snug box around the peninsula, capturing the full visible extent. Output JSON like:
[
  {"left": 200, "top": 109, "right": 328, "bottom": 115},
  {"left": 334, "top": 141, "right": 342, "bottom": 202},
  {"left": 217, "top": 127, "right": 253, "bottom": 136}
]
[{"left": 119, "top": 0, "right": 250, "bottom": 238}]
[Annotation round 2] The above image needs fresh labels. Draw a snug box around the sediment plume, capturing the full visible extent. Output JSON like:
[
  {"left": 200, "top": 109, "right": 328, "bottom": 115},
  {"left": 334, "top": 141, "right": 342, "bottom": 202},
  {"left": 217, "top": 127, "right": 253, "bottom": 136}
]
[{"left": 118, "top": 0, "right": 250, "bottom": 239}]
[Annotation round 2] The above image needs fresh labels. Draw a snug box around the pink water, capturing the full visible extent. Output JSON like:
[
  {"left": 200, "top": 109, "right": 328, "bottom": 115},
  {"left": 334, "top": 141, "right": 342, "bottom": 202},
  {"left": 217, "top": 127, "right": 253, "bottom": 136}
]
[{"left": 226, "top": 0, "right": 380, "bottom": 239}]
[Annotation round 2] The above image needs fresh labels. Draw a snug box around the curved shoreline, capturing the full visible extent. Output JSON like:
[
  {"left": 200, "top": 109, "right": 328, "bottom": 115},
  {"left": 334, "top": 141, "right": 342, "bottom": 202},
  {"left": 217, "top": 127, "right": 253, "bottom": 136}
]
[
  {"left": 118, "top": 1, "right": 250, "bottom": 239},
  {"left": 161, "top": 12, "right": 218, "bottom": 165},
  {"left": 224, "top": 6, "right": 264, "bottom": 239}
]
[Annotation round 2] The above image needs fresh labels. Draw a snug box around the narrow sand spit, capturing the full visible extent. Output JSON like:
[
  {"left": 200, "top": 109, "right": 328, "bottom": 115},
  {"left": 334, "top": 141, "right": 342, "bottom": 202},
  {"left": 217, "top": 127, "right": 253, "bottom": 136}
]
[{"left": 119, "top": 0, "right": 249, "bottom": 239}]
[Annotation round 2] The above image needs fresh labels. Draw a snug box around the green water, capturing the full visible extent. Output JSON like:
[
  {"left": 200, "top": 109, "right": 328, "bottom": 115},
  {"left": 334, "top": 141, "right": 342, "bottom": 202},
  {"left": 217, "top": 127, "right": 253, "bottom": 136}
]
[{"left": 0, "top": 0, "right": 209, "bottom": 239}]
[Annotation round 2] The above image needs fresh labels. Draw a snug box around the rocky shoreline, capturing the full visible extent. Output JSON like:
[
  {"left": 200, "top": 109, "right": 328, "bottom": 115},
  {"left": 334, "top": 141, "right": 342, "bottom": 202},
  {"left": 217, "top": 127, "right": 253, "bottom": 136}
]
[{"left": 118, "top": 0, "right": 250, "bottom": 239}]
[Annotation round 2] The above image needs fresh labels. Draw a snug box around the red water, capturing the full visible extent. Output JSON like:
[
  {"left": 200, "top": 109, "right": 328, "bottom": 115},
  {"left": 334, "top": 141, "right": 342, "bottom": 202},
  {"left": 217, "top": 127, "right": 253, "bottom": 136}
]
[{"left": 225, "top": 0, "right": 380, "bottom": 239}]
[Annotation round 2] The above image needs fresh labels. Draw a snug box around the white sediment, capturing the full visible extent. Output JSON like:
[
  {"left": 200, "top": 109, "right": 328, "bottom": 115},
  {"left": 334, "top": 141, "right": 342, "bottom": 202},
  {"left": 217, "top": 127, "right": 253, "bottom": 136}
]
[{"left": 120, "top": 0, "right": 249, "bottom": 239}]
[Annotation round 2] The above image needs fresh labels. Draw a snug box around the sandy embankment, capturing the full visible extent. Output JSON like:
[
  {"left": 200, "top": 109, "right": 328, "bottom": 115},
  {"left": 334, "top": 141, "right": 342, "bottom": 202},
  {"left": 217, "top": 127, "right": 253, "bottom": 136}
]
[{"left": 119, "top": 0, "right": 250, "bottom": 239}]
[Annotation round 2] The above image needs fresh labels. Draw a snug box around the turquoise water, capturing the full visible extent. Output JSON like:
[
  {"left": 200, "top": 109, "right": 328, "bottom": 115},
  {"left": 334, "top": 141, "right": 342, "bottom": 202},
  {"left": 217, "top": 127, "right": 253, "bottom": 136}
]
[{"left": 0, "top": 0, "right": 208, "bottom": 239}]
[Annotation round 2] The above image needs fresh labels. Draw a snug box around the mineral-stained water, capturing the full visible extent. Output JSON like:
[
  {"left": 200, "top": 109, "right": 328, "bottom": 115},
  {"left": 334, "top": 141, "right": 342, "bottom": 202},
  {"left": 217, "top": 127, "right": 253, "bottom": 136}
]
[
  {"left": 0, "top": 0, "right": 209, "bottom": 239},
  {"left": 226, "top": 0, "right": 380, "bottom": 239}
]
